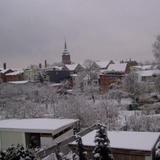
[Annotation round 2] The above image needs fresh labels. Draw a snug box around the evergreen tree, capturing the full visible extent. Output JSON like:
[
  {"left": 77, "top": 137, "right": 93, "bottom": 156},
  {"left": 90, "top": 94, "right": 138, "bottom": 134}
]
[
  {"left": 93, "top": 124, "right": 113, "bottom": 160},
  {"left": 75, "top": 135, "right": 87, "bottom": 160},
  {"left": 156, "top": 143, "right": 160, "bottom": 160},
  {"left": 0, "top": 144, "right": 36, "bottom": 160}
]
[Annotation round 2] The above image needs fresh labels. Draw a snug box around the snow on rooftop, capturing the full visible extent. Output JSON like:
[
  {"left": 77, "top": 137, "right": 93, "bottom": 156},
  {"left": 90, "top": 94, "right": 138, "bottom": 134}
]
[
  {"left": 107, "top": 63, "right": 127, "bottom": 73},
  {"left": 0, "top": 69, "right": 13, "bottom": 74},
  {"left": 65, "top": 64, "right": 79, "bottom": 71},
  {"left": 6, "top": 70, "right": 24, "bottom": 76},
  {"left": 0, "top": 118, "right": 79, "bottom": 134},
  {"left": 136, "top": 70, "right": 160, "bottom": 77},
  {"left": 8, "top": 80, "right": 29, "bottom": 84},
  {"left": 95, "top": 61, "right": 111, "bottom": 69},
  {"left": 54, "top": 66, "right": 63, "bottom": 70},
  {"left": 133, "top": 65, "right": 158, "bottom": 71},
  {"left": 71, "top": 130, "right": 160, "bottom": 151}
]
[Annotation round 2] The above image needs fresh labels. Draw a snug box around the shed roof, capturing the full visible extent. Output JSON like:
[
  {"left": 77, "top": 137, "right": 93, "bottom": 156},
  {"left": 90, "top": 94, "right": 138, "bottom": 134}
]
[
  {"left": 71, "top": 130, "right": 160, "bottom": 151},
  {"left": 0, "top": 118, "right": 79, "bottom": 134}
]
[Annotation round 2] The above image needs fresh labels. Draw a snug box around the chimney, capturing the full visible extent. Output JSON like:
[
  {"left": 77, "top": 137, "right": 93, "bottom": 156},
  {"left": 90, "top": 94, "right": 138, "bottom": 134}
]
[
  {"left": 3, "top": 63, "right": 6, "bottom": 70},
  {"left": 39, "top": 63, "right": 42, "bottom": 69},
  {"left": 45, "top": 60, "right": 47, "bottom": 68}
]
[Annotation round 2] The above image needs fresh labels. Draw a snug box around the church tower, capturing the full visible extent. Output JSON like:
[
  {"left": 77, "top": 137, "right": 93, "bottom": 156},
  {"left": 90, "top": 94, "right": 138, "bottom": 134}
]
[{"left": 62, "top": 41, "right": 71, "bottom": 64}]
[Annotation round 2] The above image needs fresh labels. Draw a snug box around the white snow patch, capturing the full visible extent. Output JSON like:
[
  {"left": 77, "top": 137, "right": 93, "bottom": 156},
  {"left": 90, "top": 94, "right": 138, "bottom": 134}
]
[{"left": 8, "top": 80, "right": 29, "bottom": 84}]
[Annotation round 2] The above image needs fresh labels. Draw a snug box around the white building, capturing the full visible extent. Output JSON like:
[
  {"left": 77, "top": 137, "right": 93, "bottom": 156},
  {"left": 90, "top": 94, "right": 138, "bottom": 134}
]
[{"left": 0, "top": 118, "right": 79, "bottom": 151}]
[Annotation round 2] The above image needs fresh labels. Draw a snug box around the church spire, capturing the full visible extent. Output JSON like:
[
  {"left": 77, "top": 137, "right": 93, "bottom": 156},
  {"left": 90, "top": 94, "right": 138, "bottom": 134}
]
[
  {"left": 62, "top": 40, "right": 71, "bottom": 64},
  {"left": 63, "top": 40, "right": 69, "bottom": 54},
  {"left": 64, "top": 40, "right": 67, "bottom": 50}
]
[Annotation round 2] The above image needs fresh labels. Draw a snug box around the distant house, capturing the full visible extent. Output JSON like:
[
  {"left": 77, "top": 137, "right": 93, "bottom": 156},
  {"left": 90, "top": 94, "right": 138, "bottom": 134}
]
[
  {"left": 94, "top": 60, "right": 114, "bottom": 69},
  {"left": 69, "top": 130, "right": 160, "bottom": 160},
  {"left": 46, "top": 66, "right": 71, "bottom": 83},
  {"left": 65, "top": 64, "right": 84, "bottom": 74},
  {"left": 0, "top": 118, "right": 79, "bottom": 151},
  {"left": 121, "top": 59, "right": 138, "bottom": 72},
  {"left": 136, "top": 70, "right": 160, "bottom": 82},
  {"left": 82, "top": 73, "right": 99, "bottom": 89},
  {"left": 0, "top": 69, "right": 14, "bottom": 82},
  {"left": 132, "top": 64, "right": 158, "bottom": 71},
  {"left": 99, "top": 63, "right": 128, "bottom": 92},
  {"left": 5, "top": 70, "right": 24, "bottom": 82},
  {"left": 24, "top": 65, "right": 43, "bottom": 82},
  {"left": 107, "top": 63, "right": 128, "bottom": 73},
  {"left": 64, "top": 64, "right": 84, "bottom": 87}
]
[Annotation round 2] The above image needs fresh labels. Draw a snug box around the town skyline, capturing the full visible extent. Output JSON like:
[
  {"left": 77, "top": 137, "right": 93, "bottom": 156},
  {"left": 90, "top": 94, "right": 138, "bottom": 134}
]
[{"left": 0, "top": 0, "right": 160, "bottom": 68}]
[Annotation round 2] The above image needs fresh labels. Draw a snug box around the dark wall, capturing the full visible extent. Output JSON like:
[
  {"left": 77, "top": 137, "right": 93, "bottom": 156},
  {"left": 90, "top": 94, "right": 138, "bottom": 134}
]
[{"left": 47, "top": 70, "right": 71, "bottom": 83}]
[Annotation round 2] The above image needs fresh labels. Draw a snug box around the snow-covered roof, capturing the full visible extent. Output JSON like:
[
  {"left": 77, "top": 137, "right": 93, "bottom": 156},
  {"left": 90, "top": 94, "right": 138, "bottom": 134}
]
[
  {"left": 8, "top": 80, "right": 29, "bottom": 84},
  {"left": 0, "top": 118, "right": 79, "bottom": 134},
  {"left": 95, "top": 60, "right": 111, "bottom": 69},
  {"left": 141, "top": 65, "right": 153, "bottom": 70},
  {"left": 65, "top": 64, "right": 79, "bottom": 71},
  {"left": 71, "top": 130, "right": 160, "bottom": 151},
  {"left": 107, "top": 63, "right": 127, "bottom": 73},
  {"left": 6, "top": 70, "right": 24, "bottom": 76},
  {"left": 133, "top": 65, "right": 158, "bottom": 71},
  {"left": 0, "top": 69, "right": 13, "bottom": 74},
  {"left": 136, "top": 70, "right": 160, "bottom": 77}
]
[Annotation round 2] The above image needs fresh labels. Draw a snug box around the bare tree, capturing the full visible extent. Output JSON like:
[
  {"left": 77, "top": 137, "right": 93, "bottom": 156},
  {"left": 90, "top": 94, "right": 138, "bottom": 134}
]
[
  {"left": 123, "top": 72, "right": 141, "bottom": 96},
  {"left": 153, "top": 35, "right": 160, "bottom": 64}
]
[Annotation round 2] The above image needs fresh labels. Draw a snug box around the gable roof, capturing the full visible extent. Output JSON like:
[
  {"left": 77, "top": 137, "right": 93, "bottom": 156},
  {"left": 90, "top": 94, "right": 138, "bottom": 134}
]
[
  {"left": 65, "top": 64, "right": 80, "bottom": 71},
  {"left": 71, "top": 130, "right": 160, "bottom": 151},
  {"left": 0, "top": 69, "right": 14, "bottom": 74},
  {"left": 95, "top": 60, "right": 112, "bottom": 69}
]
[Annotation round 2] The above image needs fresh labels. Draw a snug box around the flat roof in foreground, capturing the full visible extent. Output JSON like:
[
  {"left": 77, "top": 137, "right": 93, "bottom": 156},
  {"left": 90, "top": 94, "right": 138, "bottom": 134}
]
[{"left": 0, "top": 118, "right": 79, "bottom": 134}]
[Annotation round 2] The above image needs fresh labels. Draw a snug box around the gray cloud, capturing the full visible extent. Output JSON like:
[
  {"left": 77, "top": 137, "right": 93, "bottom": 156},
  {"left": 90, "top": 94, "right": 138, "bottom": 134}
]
[{"left": 0, "top": 0, "right": 160, "bottom": 68}]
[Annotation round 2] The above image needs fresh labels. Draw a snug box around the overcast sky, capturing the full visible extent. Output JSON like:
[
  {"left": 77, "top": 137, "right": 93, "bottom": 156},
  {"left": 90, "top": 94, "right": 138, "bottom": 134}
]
[{"left": 0, "top": 0, "right": 160, "bottom": 68}]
